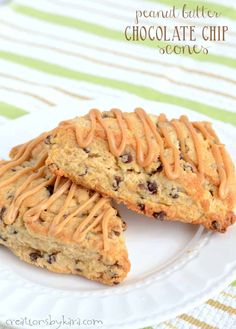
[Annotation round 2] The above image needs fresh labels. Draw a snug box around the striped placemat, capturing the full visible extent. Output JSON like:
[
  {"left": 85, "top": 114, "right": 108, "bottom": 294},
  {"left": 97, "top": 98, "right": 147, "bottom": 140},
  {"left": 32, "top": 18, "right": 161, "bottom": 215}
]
[{"left": 0, "top": 0, "right": 236, "bottom": 328}]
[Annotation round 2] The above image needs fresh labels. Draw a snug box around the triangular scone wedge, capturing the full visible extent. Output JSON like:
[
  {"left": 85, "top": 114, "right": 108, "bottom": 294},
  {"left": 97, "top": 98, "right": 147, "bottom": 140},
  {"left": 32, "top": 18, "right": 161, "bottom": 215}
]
[
  {"left": 0, "top": 135, "right": 130, "bottom": 285},
  {"left": 47, "top": 109, "right": 236, "bottom": 232}
]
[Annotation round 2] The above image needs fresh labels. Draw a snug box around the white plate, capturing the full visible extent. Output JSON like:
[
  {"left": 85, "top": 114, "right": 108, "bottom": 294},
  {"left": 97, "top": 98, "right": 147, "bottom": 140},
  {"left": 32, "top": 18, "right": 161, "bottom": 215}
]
[{"left": 0, "top": 99, "right": 236, "bottom": 329}]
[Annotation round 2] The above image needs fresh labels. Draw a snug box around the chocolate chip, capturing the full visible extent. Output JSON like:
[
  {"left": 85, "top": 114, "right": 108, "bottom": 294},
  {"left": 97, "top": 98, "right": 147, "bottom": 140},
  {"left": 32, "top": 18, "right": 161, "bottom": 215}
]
[
  {"left": 44, "top": 135, "right": 53, "bottom": 145},
  {"left": 150, "top": 164, "right": 163, "bottom": 174},
  {"left": 46, "top": 185, "right": 54, "bottom": 196},
  {"left": 48, "top": 163, "right": 59, "bottom": 173},
  {"left": 112, "top": 176, "right": 122, "bottom": 191},
  {"left": 211, "top": 220, "right": 220, "bottom": 230},
  {"left": 29, "top": 251, "right": 42, "bottom": 262},
  {"left": 153, "top": 211, "right": 166, "bottom": 221},
  {"left": 112, "top": 230, "right": 121, "bottom": 237},
  {"left": 209, "top": 190, "right": 214, "bottom": 197},
  {"left": 138, "top": 183, "right": 146, "bottom": 189},
  {"left": 179, "top": 153, "right": 184, "bottom": 160},
  {"left": 183, "top": 163, "right": 194, "bottom": 173},
  {"left": 127, "top": 168, "right": 135, "bottom": 172},
  {"left": 113, "top": 281, "right": 120, "bottom": 285},
  {"left": 138, "top": 203, "right": 145, "bottom": 211},
  {"left": 102, "top": 111, "right": 114, "bottom": 118},
  {"left": 156, "top": 164, "right": 163, "bottom": 173},
  {"left": 47, "top": 254, "right": 56, "bottom": 264},
  {"left": 83, "top": 147, "right": 90, "bottom": 153},
  {"left": 169, "top": 187, "right": 179, "bottom": 199},
  {"left": 88, "top": 190, "right": 94, "bottom": 198},
  {"left": 78, "top": 166, "right": 88, "bottom": 176},
  {"left": 11, "top": 168, "right": 17, "bottom": 172},
  {"left": 120, "top": 153, "right": 133, "bottom": 164},
  {"left": 122, "top": 220, "right": 127, "bottom": 231},
  {"left": 0, "top": 235, "right": 7, "bottom": 242},
  {"left": 113, "top": 261, "right": 123, "bottom": 269},
  {"left": 171, "top": 194, "right": 179, "bottom": 199},
  {"left": 10, "top": 229, "right": 18, "bottom": 235},
  {"left": 185, "top": 144, "right": 190, "bottom": 152},
  {"left": 147, "top": 181, "right": 158, "bottom": 194},
  {"left": 102, "top": 112, "right": 109, "bottom": 118},
  {"left": 116, "top": 211, "right": 121, "bottom": 218},
  {"left": 0, "top": 207, "right": 6, "bottom": 221}
]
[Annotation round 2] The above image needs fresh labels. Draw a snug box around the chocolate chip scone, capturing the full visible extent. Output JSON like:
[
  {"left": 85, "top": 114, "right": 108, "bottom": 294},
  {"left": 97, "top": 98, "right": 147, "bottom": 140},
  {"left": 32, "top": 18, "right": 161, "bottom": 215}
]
[
  {"left": 47, "top": 108, "right": 236, "bottom": 232},
  {"left": 0, "top": 134, "right": 130, "bottom": 285}
]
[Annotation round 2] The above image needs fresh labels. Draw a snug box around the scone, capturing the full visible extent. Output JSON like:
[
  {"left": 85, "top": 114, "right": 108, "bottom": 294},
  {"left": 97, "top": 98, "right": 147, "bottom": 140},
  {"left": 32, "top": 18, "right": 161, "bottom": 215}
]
[
  {"left": 47, "top": 108, "right": 236, "bottom": 232},
  {"left": 0, "top": 134, "right": 130, "bottom": 285}
]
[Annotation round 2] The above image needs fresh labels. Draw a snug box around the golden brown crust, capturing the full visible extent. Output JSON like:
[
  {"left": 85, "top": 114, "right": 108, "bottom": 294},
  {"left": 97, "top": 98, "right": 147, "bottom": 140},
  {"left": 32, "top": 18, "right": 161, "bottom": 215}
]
[{"left": 47, "top": 110, "right": 236, "bottom": 233}]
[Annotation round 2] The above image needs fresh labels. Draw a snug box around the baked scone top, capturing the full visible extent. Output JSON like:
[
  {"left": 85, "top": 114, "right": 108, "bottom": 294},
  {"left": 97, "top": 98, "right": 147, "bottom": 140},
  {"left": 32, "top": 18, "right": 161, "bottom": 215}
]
[
  {"left": 58, "top": 108, "right": 235, "bottom": 201},
  {"left": 0, "top": 133, "right": 125, "bottom": 253},
  {"left": 46, "top": 108, "right": 236, "bottom": 232}
]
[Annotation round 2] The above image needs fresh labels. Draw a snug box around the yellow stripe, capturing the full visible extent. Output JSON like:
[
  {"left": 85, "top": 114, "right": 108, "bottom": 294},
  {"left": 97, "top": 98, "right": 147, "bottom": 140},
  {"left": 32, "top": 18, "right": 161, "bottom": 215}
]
[
  {"left": 221, "top": 292, "right": 236, "bottom": 300},
  {"left": 207, "top": 299, "right": 236, "bottom": 315},
  {"left": 1, "top": 33, "right": 236, "bottom": 102},
  {"left": 179, "top": 314, "right": 219, "bottom": 329},
  {"left": 1, "top": 19, "right": 236, "bottom": 87}
]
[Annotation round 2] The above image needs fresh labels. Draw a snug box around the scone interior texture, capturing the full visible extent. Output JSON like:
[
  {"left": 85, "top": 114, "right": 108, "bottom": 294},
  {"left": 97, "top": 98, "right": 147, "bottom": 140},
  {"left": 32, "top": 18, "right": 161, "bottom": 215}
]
[
  {"left": 0, "top": 135, "right": 130, "bottom": 285},
  {"left": 47, "top": 108, "right": 236, "bottom": 232}
]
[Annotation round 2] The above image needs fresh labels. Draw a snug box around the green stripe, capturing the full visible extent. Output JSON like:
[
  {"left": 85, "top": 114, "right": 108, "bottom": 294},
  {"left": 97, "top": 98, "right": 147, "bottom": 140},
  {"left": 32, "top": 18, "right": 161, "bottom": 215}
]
[
  {"left": 0, "top": 102, "right": 27, "bottom": 119},
  {"left": 232, "top": 281, "right": 236, "bottom": 286},
  {"left": 11, "top": 4, "right": 236, "bottom": 70},
  {"left": 0, "top": 50, "right": 235, "bottom": 125},
  {"left": 148, "top": 0, "right": 236, "bottom": 21}
]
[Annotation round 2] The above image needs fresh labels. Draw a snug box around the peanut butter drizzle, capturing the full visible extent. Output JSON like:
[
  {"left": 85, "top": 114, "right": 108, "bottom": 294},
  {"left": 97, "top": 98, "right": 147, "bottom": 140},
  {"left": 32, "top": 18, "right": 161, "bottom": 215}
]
[
  {"left": 0, "top": 134, "right": 115, "bottom": 250},
  {"left": 102, "top": 208, "right": 115, "bottom": 251},
  {"left": 0, "top": 132, "right": 50, "bottom": 177},
  {"left": 23, "top": 179, "right": 71, "bottom": 224},
  {"left": 171, "top": 119, "right": 197, "bottom": 172},
  {"left": 64, "top": 108, "right": 234, "bottom": 199},
  {"left": 54, "top": 175, "right": 61, "bottom": 192},
  {"left": 124, "top": 109, "right": 157, "bottom": 167},
  {"left": 50, "top": 192, "right": 100, "bottom": 236},
  {"left": 193, "top": 121, "right": 233, "bottom": 199},
  {"left": 65, "top": 109, "right": 128, "bottom": 157},
  {"left": 157, "top": 113, "right": 180, "bottom": 179},
  {"left": 0, "top": 151, "right": 47, "bottom": 189},
  {"left": 73, "top": 197, "right": 109, "bottom": 237},
  {"left": 180, "top": 115, "right": 204, "bottom": 182},
  {"left": 48, "top": 181, "right": 78, "bottom": 234},
  {"left": 5, "top": 166, "right": 53, "bottom": 225}
]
